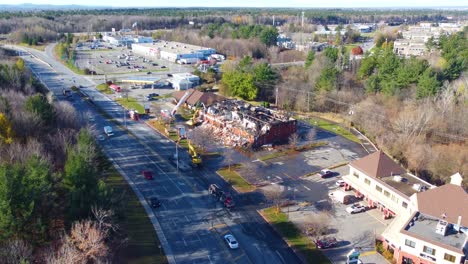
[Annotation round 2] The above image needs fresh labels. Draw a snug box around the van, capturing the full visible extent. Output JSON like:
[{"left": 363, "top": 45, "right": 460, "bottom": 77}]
[{"left": 104, "top": 126, "right": 114, "bottom": 136}]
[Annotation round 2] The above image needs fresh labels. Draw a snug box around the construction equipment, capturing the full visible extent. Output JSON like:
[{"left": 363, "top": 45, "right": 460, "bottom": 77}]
[
  {"left": 208, "top": 184, "right": 234, "bottom": 208},
  {"left": 171, "top": 91, "right": 190, "bottom": 117},
  {"left": 186, "top": 108, "right": 201, "bottom": 126},
  {"left": 188, "top": 140, "right": 202, "bottom": 166}
]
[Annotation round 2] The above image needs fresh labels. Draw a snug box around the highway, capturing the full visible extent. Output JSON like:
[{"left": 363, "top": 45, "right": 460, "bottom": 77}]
[{"left": 9, "top": 44, "right": 303, "bottom": 264}]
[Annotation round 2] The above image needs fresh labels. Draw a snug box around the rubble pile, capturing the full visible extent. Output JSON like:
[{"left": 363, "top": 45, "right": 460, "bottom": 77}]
[{"left": 198, "top": 99, "right": 296, "bottom": 148}]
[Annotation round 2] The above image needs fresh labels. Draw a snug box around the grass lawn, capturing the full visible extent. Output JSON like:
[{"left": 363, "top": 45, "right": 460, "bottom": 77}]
[
  {"left": 307, "top": 117, "right": 361, "bottom": 144},
  {"left": 104, "top": 168, "right": 167, "bottom": 264},
  {"left": 217, "top": 167, "right": 255, "bottom": 193},
  {"left": 261, "top": 207, "right": 330, "bottom": 264},
  {"left": 96, "top": 83, "right": 114, "bottom": 94},
  {"left": 116, "top": 97, "right": 145, "bottom": 113},
  {"left": 18, "top": 42, "right": 47, "bottom": 51}
]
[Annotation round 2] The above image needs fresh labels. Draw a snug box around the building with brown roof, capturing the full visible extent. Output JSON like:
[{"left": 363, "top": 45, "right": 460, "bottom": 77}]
[
  {"left": 344, "top": 152, "right": 467, "bottom": 264},
  {"left": 173, "top": 89, "right": 225, "bottom": 108}
]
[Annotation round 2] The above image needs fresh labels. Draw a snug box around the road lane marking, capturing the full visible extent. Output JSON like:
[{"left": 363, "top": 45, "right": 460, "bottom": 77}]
[
  {"left": 303, "top": 185, "right": 311, "bottom": 191},
  {"left": 275, "top": 250, "right": 286, "bottom": 264}
]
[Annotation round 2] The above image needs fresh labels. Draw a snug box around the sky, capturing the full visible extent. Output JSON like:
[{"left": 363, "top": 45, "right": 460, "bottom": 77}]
[{"left": 4, "top": 0, "right": 468, "bottom": 7}]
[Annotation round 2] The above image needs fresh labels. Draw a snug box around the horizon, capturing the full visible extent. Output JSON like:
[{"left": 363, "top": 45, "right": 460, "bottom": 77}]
[{"left": 2, "top": 1, "right": 468, "bottom": 8}]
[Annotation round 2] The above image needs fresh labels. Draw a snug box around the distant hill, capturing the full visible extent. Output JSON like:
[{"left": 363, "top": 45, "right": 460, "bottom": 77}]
[{"left": 0, "top": 3, "right": 111, "bottom": 11}]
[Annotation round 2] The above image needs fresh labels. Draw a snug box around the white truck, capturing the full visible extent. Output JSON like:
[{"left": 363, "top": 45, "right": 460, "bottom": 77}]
[{"left": 104, "top": 126, "right": 114, "bottom": 136}]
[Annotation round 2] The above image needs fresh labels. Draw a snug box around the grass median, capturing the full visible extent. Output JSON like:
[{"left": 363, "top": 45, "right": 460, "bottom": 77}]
[
  {"left": 307, "top": 117, "right": 360, "bottom": 144},
  {"left": 260, "top": 207, "right": 330, "bottom": 264},
  {"left": 116, "top": 96, "right": 145, "bottom": 113},
  {"left": 96, "top": 83, "right": 114, "bottom": 94},
  {"left": 217, "top": 166, "right": 255, "bottom": 193},
  {"left": 105, "top": 168, "right": 167, "bottom": 264}
]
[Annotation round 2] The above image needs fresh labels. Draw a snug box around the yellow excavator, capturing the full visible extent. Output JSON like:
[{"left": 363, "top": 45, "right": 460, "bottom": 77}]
[
  {"left": 188, "top": 141, "right": 202, "bottom": 167},
  {"left": 186, "top": 108, "right": 201, "bottom": 127}
]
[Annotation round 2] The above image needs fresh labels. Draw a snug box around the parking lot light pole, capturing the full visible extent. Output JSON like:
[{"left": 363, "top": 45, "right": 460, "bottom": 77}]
[{"left": 176, "top": 142, "right": 179, "bottom": 171}]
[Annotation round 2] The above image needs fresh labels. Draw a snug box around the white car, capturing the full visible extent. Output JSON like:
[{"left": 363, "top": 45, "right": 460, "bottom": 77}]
[
  {"left": 336, "top": 180, "right": 345, "bottom": 187},
  {"left": 346, "top": 203, "right": 366, "bottom": 214},
  {"left": 224, "top": 234, "right": 239, "bottom": 249}
]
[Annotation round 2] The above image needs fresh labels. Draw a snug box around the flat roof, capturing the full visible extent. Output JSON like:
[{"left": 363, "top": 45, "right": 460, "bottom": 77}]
[
  {"left": 121, "top": 77, "right": 162, "bottom": 84},
  {"left": 402, "top": 212, "right": 466, "bottom": 253},
  {"left": 133, "top": 41, "right": 214, "bottom": 55},
  {"left": 379, "top": 173, "right": 432, "bottom": 198}
]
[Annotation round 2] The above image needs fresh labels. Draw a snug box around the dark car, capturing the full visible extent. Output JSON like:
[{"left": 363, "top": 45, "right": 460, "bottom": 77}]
[
  {"left": 167, "top": 73, "right": 173, "bottom": 77},
  {"left": 319, "top": 169, "right": 333, "bottom": 178},
  {"left": 161, "top": 65, "right": 167, "bottom": 68},
  {"left": 142, "top": 170, "right": 153, "bottom": 180},
  {"left": 149, "top": 197, "right": 161, "bottom": 208},
  {"left": 315, "top": 237, "right": 338, "bottom": 249},
  {"left": 147, "top": 71, "right": 152, "bottom": 74}
]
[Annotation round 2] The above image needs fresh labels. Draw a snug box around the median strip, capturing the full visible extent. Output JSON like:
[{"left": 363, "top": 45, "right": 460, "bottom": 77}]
[{"left": 259, "top": 207, "right": 330, "bottom": 264}]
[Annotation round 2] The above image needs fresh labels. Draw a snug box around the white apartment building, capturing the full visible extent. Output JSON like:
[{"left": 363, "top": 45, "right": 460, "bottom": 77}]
[{"left": 343, "top": 152, "right": 467, "bottom": 264}]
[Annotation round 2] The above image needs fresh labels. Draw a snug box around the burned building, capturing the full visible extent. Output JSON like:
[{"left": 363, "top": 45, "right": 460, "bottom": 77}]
[{"left": 202, "top": 100, "right": 296, "bottom": 148}]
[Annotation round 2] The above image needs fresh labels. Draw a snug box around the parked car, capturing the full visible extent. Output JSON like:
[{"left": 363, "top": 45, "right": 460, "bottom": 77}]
[
  {"left": 142, "top": 170, "right": 153, "bottom": 180},
  {"left": 161, "top": 65, "right": 167, "bottom": 68},
  {"left": 320, "top": 169, "right": 333, "bottom": 178},
  {"left": 315, "top": 237, "right": 338, "bottom": 249},
  {"left": 147, "top": 71, "right": 152, "bottom": 74},
  {"left": 346, "top": 203, "right": 366, "bottom": 214},
  {"left": 336, "top": 180, "right": 345, "bottom": 187},
  {"left": 224, "top": 234, "right": 239, "bottom": 249},
  {"left": 149, "top": 197, "right": 161, "bottom": 208}
]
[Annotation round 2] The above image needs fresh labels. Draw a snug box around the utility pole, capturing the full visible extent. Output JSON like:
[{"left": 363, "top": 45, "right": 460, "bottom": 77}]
[{"left": 275, "top": 87, "right": 279, "bottom": 107}]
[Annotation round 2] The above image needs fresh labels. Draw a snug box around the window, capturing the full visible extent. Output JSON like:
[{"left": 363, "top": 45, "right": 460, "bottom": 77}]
[
  {"left": 423, "top": 246, "right": 436, "bottom": 255},
  {"left": 384, "top": 190, "right": 390, "bottom": 197},
  {"left": 402, "top": 202, "right": 408, "bottom": 209},
  {"left": 364, "top": 178, "right": 371, "bottom": 185},
  {"left": 353, "top": 172, "right": 359, "bottom": 178},
  {"left": 375, "top": 185, "right": 383, "bottom": 192},
  {"left": 402, "top": 257, "right": 414, "bottom": 264},
  {"left": 444, "top": 253, "right": 456, "bottom": 262},
  {"left": 405, "top": 239, "right": 416, "bottom": 248}
]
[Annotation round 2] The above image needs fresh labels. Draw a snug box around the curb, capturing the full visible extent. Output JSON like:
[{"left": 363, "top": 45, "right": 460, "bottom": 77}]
[
  {"left": 103, "top": 148, "right": 176, "bottom": 264},
  {"left": 257, "top": 209, "right": 308, "bottom": 264}
]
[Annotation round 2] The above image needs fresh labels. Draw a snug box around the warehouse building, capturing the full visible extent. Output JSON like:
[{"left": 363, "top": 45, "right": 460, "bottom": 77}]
[{"left": 131, "top": 41, "right": 216, "bottom": 64}]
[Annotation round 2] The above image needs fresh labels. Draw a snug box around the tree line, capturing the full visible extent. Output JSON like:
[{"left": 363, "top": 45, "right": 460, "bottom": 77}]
[{"left": 0, "top": 51, "right": 123, "bottom": 263}]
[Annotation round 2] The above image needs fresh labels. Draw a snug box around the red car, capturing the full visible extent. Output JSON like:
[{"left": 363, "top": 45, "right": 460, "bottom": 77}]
[
  {"left": 315, "top": 237, "right": 338, "bottom": 249},
  {"left": 142, "top": 170, "right": 153, "bottom": 180}
]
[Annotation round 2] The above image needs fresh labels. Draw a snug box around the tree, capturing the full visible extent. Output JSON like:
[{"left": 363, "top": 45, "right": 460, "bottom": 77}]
[
  {"left": 315, "top": 66, "right": 339, "bottom": 91},
  {"left": 324, "top": 47, "right": 339, "bottom": 63},
  {"left": 263, "top": 185, "right": 285, "bottom": 215},
  {"left": 252, "top": 63, "right": 277, "bottom": 101},
  {"left": 417, "top": 68, "right": 441, "bottom": 98},
  {"left": 288, "top": 133, "right": 300, "bottom": 149},
  {"left": 221, "top": 70, "right": 257, "bottom": 100},
  {"left": 0, "top": 113, "right": 14, "bottom": 144},
  {"left": 304, "top": 50, "right": 315, "bottom": 69},
  {"left": 15, "top": 58, "right": 25, "bottom": 72},
  {"left": 0, "top": 156, "right": 52, "bottom": 241},
  {"left": 63, "top": 129, "right": 99, "bottom": 220},
  {"left": 189, "top": 126, "right": 214, "bottom": 152},
  {"left": 24, "top": 94, "right": 55, "bottom": 125},
  {"left": 259, "top": 26, "right": 278, "bottom": 47}
]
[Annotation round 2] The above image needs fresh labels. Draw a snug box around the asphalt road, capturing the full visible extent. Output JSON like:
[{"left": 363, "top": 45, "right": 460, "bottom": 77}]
[{"left": 10, "top": 44, "right": 303, "bottom": 264}]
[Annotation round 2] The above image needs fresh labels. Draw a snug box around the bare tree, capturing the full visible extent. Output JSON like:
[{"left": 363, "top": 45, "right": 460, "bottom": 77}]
[
  {"left": 0, "top": 238, "right": 33, "bottom": 264},
  {"left": 305, "top": 128, "right": 317, "bottom": 142},
  {"left": 303, "top": 212, "right": 331, "bottom": 240},
  {"left": 288, "top": 132, "right": 300, "bottom": 149},
  {"left": 189, "top": 126, "right": 215, "bottom": 151},
  {"left": 263, "top": 185, "right": 285, "bottom": 215}
]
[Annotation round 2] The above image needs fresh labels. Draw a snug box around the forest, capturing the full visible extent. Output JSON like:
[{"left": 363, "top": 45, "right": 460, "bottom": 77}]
[{"left": 0, "top": 49, "right": 124, "bottom": 263}]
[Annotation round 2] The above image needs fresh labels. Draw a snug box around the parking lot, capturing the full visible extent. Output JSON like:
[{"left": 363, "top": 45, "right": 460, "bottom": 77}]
[
  {"left": 272, "top": 165, "right": 390, "bottom": 264},
  {"left": 74, "top": 40, "right": 192, "bottom": 76}
]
